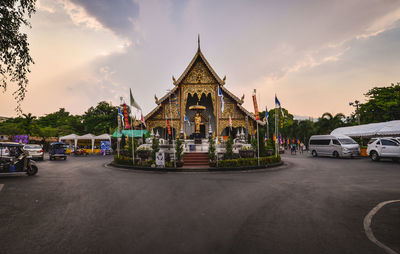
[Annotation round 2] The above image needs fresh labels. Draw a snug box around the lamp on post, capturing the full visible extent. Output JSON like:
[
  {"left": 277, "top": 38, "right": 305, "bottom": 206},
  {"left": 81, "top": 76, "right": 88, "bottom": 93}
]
[{"left": 349, "top": 100, "right": 360, "bottom": 125}]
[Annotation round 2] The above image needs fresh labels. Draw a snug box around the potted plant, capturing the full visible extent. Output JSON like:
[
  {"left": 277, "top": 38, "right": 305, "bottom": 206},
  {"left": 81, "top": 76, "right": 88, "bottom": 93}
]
[
  {"left": 208, "top": 136, "right": 216, "bottom": 167},
  {"left": 137, "top": 146, "right": 151, "bottom": 160},
  {"left": 239, "top": 146, "right": 255, "bottom": 158},
  {"left": 175, "top": 138, "right": 184, "bottom": 167}
]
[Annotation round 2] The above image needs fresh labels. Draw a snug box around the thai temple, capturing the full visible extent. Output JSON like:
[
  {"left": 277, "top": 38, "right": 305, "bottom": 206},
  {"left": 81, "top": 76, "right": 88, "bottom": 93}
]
[{"left": 144, "top": 38, "right": 264, "bottom": 141}]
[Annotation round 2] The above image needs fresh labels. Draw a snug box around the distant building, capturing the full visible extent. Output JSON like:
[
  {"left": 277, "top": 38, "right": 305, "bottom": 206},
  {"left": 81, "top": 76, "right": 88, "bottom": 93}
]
[{"left": 0, "top": 116, "right": 9, "bottom": 123}]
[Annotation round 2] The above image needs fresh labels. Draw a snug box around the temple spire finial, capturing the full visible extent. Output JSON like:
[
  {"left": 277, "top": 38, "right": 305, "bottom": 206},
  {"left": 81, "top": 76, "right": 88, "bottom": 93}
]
[{"left": 198, "top": 34, "right": 200, "bottom": 50}]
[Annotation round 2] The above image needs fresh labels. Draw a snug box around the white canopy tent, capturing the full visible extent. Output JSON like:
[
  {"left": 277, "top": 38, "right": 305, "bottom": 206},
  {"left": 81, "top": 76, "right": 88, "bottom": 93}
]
[
  {"left": 77, "top": 134, "right": 96, "bottom": 152},
  {"left": 331, "top": 120, "right": 400, "bottom": 138},
  {"left": 94, "top": 134, "right": 111, "bottom": 141},
  {"left": 59, "top": 134, "right": 79, "bottom": 148},
  {"left": 60, "top": 133, "right": 111, "bottom": 153}
]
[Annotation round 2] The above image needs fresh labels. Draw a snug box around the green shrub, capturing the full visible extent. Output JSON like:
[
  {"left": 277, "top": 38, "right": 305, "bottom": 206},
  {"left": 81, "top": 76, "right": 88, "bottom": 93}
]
[
  {"left": 224, "top": 136, "right": 234, "bottom": 159},
  {"left": 175, "top": 138, "right": 183, "bottom": 162},
  {"left": 217, "top": 155, "right": 281, "bottom": 168},
  {"left": 151, "top": 137, "right": 160, "bottom": 160},
  {"left": 208, "top": 136, "right": 216, "bottom": 162}
]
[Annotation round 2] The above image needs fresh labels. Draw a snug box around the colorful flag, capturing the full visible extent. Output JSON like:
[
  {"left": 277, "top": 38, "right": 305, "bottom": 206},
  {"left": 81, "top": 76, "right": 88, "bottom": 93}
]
[
  {"left": 218, "top": 86, "right": 224, "bottom": 112},
  {"left": 167, "top": 119, "right": 171, "bottom": 135},
  {"left": 130, "top": 88, "right": 141, "bottom": 110},
  {"left": 229, "top": 115, "right": 232, "bottom": 130},
  {"left": 265, "top": 106, "right": 269, "bottom": 123},
  {"left": 275, "top": 94, "right": 284, "bottom": 116},
  {"left": 141, "top": 113, "right": 146, "bottom": 127},
  {"left": 123, "top": 104, "right": 130, "bottom": 129},
  {"left": 118, "top": 106, "right": 124, "bottom": 129},
  {"left": 273, "top": 133, "right": 276, "bottom": 143},
  {"left": 252, "top": 89, "right": 260, "bottom": 120},
  {"left": 264, "top": 133, "right": 268, "bottom": 142},
  {"left": 184, "top": 114, "right": 190, "bottom": 126}
]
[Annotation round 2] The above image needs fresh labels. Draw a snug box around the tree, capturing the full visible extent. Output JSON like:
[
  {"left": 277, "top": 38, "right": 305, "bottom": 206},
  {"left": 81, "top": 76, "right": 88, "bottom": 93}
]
[
  {"left": 82, "top": 101, "right": 118, "bottom": 134},
  {"left": 358, "top": 83, "right": 400, "bottom": 123},
  {"left": 21, "top": 113, "right": 36, "bottom": 135},
  {"left": 314, "top": 112, "right": 345, "bottom": 134},
  {"left": 151, "top": 137, "right": 159, "bottom": 160},
  {"left": 175, "top": 138, "right": 183, "bottom": 163},
  {"left": 1, "top": 0, "right": 36, "bottom": 111},
  {"left": 208, "top": 136, "right": 216, "bottom": 162},
  {"left": 224, "top": 136, "right": 234, "bottom": 159}
]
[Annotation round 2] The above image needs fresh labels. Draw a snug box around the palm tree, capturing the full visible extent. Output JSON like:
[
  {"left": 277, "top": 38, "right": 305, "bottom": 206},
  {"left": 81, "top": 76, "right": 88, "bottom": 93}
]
[
  {"left": 316, "top": 112, "right": 345, "bottom": 134},
  {"left": 22, "top": 113, "right": 37, "bottom": 135}
]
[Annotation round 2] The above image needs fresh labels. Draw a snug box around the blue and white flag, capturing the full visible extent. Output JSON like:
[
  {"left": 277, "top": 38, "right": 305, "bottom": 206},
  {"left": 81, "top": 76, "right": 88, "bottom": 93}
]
[
  {"left": 265, "top": 106, "right": 269, "bottom": 123},
  {"left": 184, "top": 114, "right": 190, "bottom": 126},
  {"left": 118, "top": 106, "right": 124, "bottom": 128},
  {"left": 275, "top": 95, "right": 284, "bottom": 116},
  {"left": 218, "top": 86, "right": 224, "bottom": 112}
]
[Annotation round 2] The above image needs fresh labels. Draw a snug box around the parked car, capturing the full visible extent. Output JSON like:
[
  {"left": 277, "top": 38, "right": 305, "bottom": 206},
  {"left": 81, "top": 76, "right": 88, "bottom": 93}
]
[
  {"left": 0, "top": 142, "right": 38, "bottom": 175},
  {"left": 23, "top": 144, "right": 44, "bottom": 161},
  {"left": 367, "top": 137, "right": 400, "bottom": 162},
  {"left": 49, "top": 142, "right": 67, "bottom": 161},
  {"left": 309, "top": 135, "right": 360, "bottom": 158}
]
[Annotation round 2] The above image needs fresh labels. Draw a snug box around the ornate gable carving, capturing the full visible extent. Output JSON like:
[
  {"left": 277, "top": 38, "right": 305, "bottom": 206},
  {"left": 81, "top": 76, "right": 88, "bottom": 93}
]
[{"left": 183, "top": 59, "right": 217, "bottom": 84}]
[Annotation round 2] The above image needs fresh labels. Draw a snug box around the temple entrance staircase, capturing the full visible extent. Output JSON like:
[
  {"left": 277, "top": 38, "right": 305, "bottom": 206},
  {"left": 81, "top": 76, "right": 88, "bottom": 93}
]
[{"left": 183, "top": 152, "right": 209, "bottom": 167}]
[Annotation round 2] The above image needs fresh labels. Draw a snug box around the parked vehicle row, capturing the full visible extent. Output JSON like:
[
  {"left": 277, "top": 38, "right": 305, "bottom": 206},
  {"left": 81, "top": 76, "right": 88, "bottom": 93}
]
[{"left": 309, "top": 134, "right": 400, "bottom": 162}]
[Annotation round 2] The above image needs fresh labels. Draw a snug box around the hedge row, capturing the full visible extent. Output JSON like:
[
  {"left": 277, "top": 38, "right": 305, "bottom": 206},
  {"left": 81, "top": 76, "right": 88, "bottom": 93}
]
[{"left": 217, "top": 155, "right": 281, "bottom": 168}]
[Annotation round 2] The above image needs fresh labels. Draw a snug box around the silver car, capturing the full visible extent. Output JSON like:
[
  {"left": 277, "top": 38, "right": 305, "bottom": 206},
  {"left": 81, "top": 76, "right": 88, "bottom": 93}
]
[
  {"left": 309, "top": 135, "right": 360, "bottom": 158},
  {"left": 23, "top": 144, "right": 44, "bottom": 161}
]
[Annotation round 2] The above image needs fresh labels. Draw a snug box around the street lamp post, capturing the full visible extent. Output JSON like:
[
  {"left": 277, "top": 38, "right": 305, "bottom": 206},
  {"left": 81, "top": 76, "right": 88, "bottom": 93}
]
[{"left": 349, "top": 100, "right": 360, "bottom": 125}]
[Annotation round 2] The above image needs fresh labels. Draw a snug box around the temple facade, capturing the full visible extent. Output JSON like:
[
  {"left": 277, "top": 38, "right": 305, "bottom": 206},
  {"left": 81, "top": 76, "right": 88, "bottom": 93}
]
[{"left": 144, "top": 42, "right": 263, "bottom": 140}]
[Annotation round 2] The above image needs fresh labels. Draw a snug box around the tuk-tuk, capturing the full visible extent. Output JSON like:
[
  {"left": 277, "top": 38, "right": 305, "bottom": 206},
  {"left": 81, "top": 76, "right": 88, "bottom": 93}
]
[
  {"left": 0, "top": 142, "right": 38, "bottom": 176},
  {"left": 49, "top": 142, "right": 67, "bottom": 160}
]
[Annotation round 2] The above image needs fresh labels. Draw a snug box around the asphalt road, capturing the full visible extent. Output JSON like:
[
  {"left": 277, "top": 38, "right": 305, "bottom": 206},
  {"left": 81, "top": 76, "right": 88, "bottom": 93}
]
[{"left": 0, "top": 153, "right": 399, "bottom": 254}]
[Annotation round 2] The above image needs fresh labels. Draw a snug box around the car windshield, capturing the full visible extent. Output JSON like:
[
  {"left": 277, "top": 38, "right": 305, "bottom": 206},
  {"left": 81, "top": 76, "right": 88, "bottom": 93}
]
[
  {"left": 368, "top": 139, "right": 377, "bottom": 144},
  {"left": 24, "top": 145, "right": 41, "bottom": 149},
  {"left": 338, "top": 138, "right": 357, "bottom": 144}
]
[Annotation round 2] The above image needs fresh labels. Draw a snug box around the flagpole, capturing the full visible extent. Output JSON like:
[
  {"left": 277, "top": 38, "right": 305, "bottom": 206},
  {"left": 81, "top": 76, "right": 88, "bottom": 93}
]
[
  {"left": 169, "top": 93, "right": 176, "bottom": 168},
  {"left": 257, "top": 120, "right": 260, "bottom": 166},
  {"left": 216, "top": 87, "right": 219, "bottom": 168},
  {"left": 275, "top": 95, "right": 278, "bottom": 158},
  {"left": 130, "top": 109, "right": 135, "bottom": 165}
]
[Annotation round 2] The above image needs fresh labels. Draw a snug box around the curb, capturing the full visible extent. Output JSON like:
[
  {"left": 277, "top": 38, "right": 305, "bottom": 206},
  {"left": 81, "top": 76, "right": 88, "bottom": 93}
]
[{"left": 107, "top": 160, "right": 284, "bottom": 173}]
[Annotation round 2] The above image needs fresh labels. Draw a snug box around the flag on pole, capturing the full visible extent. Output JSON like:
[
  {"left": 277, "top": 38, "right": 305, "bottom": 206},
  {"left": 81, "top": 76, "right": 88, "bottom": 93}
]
[
  {"left": 264, "top": 133, "right": 267, "bottom": 142},
  {"left": 265, "top": 106, "right": 269, "bottom": 123},
  {"left": 252, "top": 89, "right": 260, "bottom": 120},
  {"left": 123, "top": 104, "right": 130, "bottom": 129},
  {"left": 218, "top": 86, "right": 224, "bottom": 112},
  {"left": 118, "top": 106, "right": 124, "bottom": 129},
  {"left": 229, "top": 115, "right": 232, "bottom": 130},
  {"left": 167, "top": 119, "right": 171, "bottom": 135},
  {"left": 184, "top": 114, "right": 190, "bottom": 126},
  {"left": 275, "top": 95, "right": 284, "bottom": 116},
  {"left": 141, "top": 112, "right": 146, "bottom": 127},
  {"left": 130, "top": 88, "right": 141, "bottom": 110},
  {"left": 273, "top": 133, "right": 276, "bottom": 143}
]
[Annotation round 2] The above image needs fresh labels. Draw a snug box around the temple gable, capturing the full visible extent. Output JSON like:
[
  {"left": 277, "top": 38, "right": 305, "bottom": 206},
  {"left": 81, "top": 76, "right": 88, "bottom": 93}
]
[{"left": 182, "top": 59, "right": 217, "bottom": 84}]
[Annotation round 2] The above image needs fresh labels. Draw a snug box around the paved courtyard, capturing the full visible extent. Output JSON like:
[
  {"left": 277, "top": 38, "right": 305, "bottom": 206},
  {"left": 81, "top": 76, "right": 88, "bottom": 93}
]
[{"left": 0, "top": 153, "right": 399, "bottom": 254}]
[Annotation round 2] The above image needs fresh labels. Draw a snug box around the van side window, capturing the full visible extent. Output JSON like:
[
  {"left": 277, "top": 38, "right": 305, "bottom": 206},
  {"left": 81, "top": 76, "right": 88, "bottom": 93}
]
[
  {"left": 332, "top": 139, "right": 340, "bottom": 145},
  {"left": 381, "top": 139, "right": 398, "bottom": 146},
  {"left": 310, "top": 139, "right": 330, "bottom": 145}
]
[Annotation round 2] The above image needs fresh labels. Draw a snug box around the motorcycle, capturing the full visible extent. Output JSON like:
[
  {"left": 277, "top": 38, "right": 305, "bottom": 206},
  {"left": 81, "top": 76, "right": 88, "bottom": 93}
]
[
  {"left": 0, "top": 142, "right": 38, "bottom": 176},
  {"left": 73, "top": 148, "right": 88, "bottom": 156}
]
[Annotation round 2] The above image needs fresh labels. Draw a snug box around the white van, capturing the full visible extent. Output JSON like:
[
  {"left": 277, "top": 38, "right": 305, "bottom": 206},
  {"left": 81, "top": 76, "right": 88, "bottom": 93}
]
[{"left": 309, "top": 135, "right": 360, "bottom": 158}]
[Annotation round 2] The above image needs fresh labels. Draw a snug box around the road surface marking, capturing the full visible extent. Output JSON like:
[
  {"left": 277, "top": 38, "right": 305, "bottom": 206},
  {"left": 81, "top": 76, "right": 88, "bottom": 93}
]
[
  {"left": 364, "top": 200, "right": 400, "bottom": 254},
  {"left": 0, "top": 184, "right": 4, "bottom": 192}
]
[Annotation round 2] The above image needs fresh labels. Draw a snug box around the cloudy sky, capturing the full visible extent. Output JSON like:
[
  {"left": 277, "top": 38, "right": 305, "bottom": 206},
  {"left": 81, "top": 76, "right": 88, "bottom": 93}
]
[{"left": 1, "top": 0, "right": 400, "bottom": 118}]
